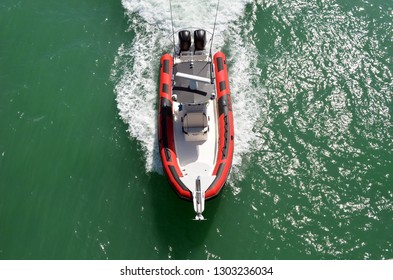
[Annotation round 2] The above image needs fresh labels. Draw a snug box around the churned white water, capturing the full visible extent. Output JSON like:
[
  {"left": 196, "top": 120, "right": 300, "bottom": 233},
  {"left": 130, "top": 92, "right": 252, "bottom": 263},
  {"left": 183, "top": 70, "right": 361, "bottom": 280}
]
[{"left": 112, "top": 0, "right": 265, "bottom": 175}]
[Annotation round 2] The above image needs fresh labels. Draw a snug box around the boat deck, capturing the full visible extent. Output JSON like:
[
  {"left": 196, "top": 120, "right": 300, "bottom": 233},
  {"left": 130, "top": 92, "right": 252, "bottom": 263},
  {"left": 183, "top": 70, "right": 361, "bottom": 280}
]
[
  {"left": 173, "top": 100, "right": 218, "bottom": 176},
  {"left": 173, "top": 60, "right": 215, "bottom": 104},
  {"left": 171, "top": 53, "right": 219, "bottom": 191}
]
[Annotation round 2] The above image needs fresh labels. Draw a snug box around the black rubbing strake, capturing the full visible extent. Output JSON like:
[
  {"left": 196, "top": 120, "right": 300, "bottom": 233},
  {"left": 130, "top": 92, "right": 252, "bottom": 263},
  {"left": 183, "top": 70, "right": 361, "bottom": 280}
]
[
  {"left": 163, "top": 60, "right": 170, "bottom": 74},
  {"left": 160, "top": 98, "right": 172, "bottom": 149},
  {"left": 218, "top": 95, "right": 230, "bottom": 116},
  {"left": 168, "top": 165, "right": 190, "bottom": 192},
  {"left": 206, "top": 163, "right": 226, "bottom": 192},
  {"left": 219, "top": 81, "right": 226, "bottom": 91},
  {"left": 217, "top": 57, "right": 224, "bottom": 72},
  {"left": 164, "top": 148, "right": 172, "bottom": 162},
  {"left": 222, "top": 115, "right": 231, "bottom": 159},
  {"left": 217, "top": 98, "right": 232, "bottom": 159},
  {"left": 162, "top": 83, "right": 169, "bottom": 93}
]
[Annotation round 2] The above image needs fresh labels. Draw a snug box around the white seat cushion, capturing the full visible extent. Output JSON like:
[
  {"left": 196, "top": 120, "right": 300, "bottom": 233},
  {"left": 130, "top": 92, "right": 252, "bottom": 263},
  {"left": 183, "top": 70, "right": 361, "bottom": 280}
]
[{"left": 182, "top": 112, "right": 208, "bottom": 141}]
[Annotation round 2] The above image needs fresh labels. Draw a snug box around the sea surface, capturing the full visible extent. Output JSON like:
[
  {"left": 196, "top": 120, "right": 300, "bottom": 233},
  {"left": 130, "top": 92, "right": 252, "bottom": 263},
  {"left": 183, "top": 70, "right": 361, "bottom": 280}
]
[{"left": 0, "top": 0, "right": 392, "bottom": 260}]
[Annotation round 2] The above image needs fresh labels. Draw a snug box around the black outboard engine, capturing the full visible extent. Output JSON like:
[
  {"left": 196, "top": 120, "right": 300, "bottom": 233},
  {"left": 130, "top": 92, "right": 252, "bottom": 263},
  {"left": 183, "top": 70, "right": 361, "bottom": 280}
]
[
  {"left": 194, "top": 29, "right": 206, "bottom": 51},
  {"left": 179, "top": 30, "right": 191, "bottom": 52}
]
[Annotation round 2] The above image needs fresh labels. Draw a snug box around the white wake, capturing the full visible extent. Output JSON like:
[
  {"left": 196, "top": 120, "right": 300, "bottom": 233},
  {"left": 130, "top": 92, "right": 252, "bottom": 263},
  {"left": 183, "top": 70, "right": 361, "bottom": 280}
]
[{"left": 112, "top": 0, "right": 266, "bottom": 176}]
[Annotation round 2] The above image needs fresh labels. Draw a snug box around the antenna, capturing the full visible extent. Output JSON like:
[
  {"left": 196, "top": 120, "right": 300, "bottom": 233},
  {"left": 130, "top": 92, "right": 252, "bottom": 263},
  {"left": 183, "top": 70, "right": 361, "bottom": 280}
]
[
  {"left": 169, "top": 0, "right": 176, "bottom": 57},
  {"left": 209, "top": 0, "right": 220, "bottom": 84},
  {"left": 209, "top": 0, "right": 220, "bottom": 60}
]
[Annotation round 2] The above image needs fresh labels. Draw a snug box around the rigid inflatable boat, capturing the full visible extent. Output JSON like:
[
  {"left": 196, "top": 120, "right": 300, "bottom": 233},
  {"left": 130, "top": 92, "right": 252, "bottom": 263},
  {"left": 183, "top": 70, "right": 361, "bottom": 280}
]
[{"left": 158, "top": 29, "right": 234, "bottom": 219}]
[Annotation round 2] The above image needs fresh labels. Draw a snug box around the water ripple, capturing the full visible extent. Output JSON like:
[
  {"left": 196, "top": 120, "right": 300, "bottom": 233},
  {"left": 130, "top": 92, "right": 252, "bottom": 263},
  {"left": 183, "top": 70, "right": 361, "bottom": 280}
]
[{"left": 248, "top": 0, "right": 392, "bottom": 259}]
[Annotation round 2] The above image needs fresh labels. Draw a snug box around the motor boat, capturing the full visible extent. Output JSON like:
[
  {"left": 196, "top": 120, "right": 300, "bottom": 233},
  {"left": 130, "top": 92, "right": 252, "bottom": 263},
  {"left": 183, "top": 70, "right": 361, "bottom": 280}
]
[{"left": 158, "top": 29, "right": 234, "bottom": 219}]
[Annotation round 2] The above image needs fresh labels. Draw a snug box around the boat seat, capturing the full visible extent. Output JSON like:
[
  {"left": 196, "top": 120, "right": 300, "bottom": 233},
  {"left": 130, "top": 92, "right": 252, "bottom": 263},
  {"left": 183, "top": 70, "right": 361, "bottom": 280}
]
[{"left": 182, "top": 112, "right": 208, "bottom": 141}]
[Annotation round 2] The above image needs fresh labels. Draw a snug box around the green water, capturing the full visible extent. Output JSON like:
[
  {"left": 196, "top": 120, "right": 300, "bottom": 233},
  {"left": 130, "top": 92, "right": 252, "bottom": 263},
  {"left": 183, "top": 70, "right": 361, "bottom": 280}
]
[{"left": 0, "top": 0, "right": 392, "bottom": 260}]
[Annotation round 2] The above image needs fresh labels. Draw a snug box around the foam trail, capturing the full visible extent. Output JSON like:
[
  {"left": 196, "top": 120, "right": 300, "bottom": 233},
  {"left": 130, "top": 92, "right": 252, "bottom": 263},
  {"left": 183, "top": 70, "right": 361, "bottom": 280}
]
[{"left": 113, "top": 0, "right": 265, "bottom": 175}]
